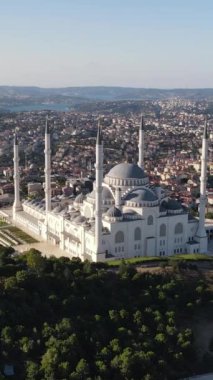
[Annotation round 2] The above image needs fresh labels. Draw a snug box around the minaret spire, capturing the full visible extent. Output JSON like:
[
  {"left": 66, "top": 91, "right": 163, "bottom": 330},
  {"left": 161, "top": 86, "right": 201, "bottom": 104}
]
[
  {"left": 95, "top": 119, "right": 103, "bottom": 257},
  {"left": 45, "top": 115, "right": 50, "bottom": 134},
  {"left": 13, "top": 130, "right": 22, "bottom": 218},
  {"left": 96, "top": 119, "right": 102, "bottom": 145},
  {"left": 203, "top": 117, "right": 208, "bottom": 139},
  {"left": 195, "top": 119, "right": 208, "bottom": 253},
  {"left": 44, "top": 117, "right": 51, "bottom": 214},
  {"left": 138, "top": 114, "right": 145, "bottom": 168}
]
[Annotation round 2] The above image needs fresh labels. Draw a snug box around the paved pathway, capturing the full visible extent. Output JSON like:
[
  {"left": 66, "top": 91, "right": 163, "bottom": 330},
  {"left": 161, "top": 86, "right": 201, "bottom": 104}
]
[{"left": 15, "top": 242, "right": 71, "bottom": 259}]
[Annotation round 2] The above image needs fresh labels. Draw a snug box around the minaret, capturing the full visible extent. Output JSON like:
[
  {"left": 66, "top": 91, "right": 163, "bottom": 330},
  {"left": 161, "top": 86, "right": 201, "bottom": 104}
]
[
  {"left": 138, "top": 114, "right": 145, "bottom": 168},
  {"left": 115, "top": 187, "right": 121, "bottom": 209},
  {"left": 195, "top": 120, "right": 208, "bottom": 253},
  {"left": 44, "top": 117, "right": 51, "bottom": 214},
  {"left": 95, "top": 121, "right": 103, "bottom": 255},
  {"left": 13, "top": 131, "right": 22, "bottom": 218}
]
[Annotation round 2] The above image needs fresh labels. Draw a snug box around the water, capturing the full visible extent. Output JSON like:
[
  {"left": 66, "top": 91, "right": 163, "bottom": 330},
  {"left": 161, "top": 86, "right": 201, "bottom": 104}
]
[{"left": 3, "top": 103, "right": 71, "bottom": 112}]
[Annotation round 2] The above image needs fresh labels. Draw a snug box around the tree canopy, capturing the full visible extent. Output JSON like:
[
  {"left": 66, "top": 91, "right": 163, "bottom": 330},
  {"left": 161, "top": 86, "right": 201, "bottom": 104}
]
[{"left": 0, "top": 246, "right": 212, "bottom": 379}]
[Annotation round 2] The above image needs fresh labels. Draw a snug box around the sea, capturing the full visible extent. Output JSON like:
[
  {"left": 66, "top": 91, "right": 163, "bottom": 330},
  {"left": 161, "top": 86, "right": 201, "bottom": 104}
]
[{"left": 0, "top": 103, "right": 71, "bottom": 112}]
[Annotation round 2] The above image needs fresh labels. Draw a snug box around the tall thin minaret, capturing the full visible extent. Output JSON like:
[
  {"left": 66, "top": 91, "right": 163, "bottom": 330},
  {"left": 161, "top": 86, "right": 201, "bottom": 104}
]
[
  {"left": 138, "top": 114, "right": 145, "bottom": 168},
  {"left": 195, "top": 120, "right": 208, "bottom": 253},
  {"left": 44, "top": 117, "right": 51, "bottom": 214},
  {"left": 13, "top": 131, "right": 22, "bottom": 218},
  {"left": 115, "top": 187, "right": 121, "bottom": 209},
  {"left": 95, "top": 120, "right": 103, "bottom": 255}
]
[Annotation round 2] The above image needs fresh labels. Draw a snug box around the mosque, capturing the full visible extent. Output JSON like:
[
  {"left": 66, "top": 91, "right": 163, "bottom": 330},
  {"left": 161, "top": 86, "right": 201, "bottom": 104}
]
[{"left": 12, "top": 117, "right": 209, "bottom": 262}]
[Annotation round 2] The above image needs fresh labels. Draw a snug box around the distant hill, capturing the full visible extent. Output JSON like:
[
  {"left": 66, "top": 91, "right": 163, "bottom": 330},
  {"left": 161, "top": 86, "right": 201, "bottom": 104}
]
[{"left": 1, "top": 86, "right": 213, "bottom": 101}]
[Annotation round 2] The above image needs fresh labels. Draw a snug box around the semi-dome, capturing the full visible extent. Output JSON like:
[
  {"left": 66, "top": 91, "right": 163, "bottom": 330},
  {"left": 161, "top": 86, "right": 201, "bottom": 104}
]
[
  {"left": 74, "top": 215, "right": 86, "bottom": 224},
  {"left": 125, "top": 188, "right": 157, "bottom": 202},
  {"left": 104, "top": 163, "right": 149, "bottom": 187},
  {"left": 105, "top": 206, "right": 122, "bottom": 221},
  {"left": 87, "top": 186, "right": 114, "bottom": 206},
  {"left": 52, "top": 205, "right": 62, "bottom": 213},
  {"left": 70, "top": 211, "right": 80, "bottom": 220},
  {"left": 125, "top": 188, "right": 158, "bottom": 207},
  {"left": 162, "top": 199, "right": 182, "bottom": 211},
  {"left": 87, "top": 187, "right": 114, "bottom": 200},
  {"left": 167, "top": 199, "right": 182, "bottom": 210},
  {"left": 123, "top": 209, "right": 142, "bottom": 220},
  {"left": 74, "top": 193, "right": 84, "bottom": 204},
  {"left": 123, "top": 208, "right": 137, "bottom": 214}
]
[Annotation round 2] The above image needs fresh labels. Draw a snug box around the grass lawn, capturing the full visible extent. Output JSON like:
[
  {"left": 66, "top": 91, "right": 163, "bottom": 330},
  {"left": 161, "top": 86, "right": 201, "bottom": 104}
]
[
  {"left": 108, "top": 254, "right": 213, "bottom": 267},
  {"left": 171, "top": 253, "right": 213, "bottom": 261},
  {"left": 0, "top": 219, "right": 9, "bottom": 227},
  {"left": 108, "top": 256, "right": 165, "bottom": 266},
  {"left": 7, "top": 226, "right": 38, "bottom": 244}
]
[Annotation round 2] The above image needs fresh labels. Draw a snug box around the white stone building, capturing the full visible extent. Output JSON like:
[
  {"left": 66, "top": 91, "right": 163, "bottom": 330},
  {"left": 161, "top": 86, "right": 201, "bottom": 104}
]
[{"left": 12, "top": 117, "right": 209, "bottom": 261}]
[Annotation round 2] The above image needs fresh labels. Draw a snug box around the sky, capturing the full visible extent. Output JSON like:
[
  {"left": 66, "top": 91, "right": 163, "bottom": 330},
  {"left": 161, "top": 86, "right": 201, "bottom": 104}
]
[{"left": 0, "top": 0, "right": 213, "bottom": 88}]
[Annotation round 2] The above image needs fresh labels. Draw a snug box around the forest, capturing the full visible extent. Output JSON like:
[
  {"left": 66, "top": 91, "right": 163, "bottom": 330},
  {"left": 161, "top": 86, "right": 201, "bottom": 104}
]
[{"left": 0, "top": 246, "right": 213, "bottom": 380}]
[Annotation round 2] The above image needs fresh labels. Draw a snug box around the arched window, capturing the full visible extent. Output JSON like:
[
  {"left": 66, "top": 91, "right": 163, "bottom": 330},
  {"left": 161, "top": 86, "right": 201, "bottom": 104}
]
[
  {"left": 115, "top": 231, "right": 124, "bottom": 244},
  {"left": 134, "top": 227, "right": 141, "bottom": 241},
  {"left": 147, "top": 215, "right": 154, "bottom": 225},
  {"left": 175, "top": 223, "right": 183, "bottom": 234},
  {"left": 160, "top": 224, "right": 166, "bottom": 237}
]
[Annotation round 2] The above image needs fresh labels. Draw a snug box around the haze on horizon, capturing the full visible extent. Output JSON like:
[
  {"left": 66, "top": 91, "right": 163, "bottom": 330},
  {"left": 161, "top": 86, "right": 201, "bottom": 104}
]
[{"left": 1, "top": 0, "right": 213, "bottom": 89}]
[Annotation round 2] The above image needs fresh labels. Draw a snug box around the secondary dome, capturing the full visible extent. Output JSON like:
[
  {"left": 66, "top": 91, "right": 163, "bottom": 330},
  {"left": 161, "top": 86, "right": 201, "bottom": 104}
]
[
  {"left": 74, "top": 215, "right": 86, "bottom": 224},
  {"left": 123, "top": 209, "right": 142, "bottom": 220},
  {"left": 87, "top": 186, "right": 114, "bottom": 206},
  {"left": 125, "top": 188, "right": 157, "bottom": 202},
  {"left": 125, "top": 188, "right": 158, "bottom": 207},
  {"left": 161, "top": 199, "right": 183, "bottom": 214},
  {"left": 106, "top": 206, "right": 122, "bottom": 218},
  {"left": 104, "top": 163, "right": 149, "bottom": 187},
  {"left": 104, "top": 206, "right": 123, "bottom": 221},
  {"left": 87, "top": 187, "right": 114, "bottom": 200},
  {"left": 74, "top": 193, "right": 84, "bottom": 204}
]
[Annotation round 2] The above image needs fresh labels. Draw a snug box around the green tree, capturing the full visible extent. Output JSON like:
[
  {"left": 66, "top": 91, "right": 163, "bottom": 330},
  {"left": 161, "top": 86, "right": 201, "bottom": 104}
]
[
  {"left": 41, "top": 347, "right": 59, "bottom": 379},
  {"left": 75, "top": 358, "right": 90, "bottom": 379},
  {"left": 58, "top": 361, "right": 70, "bottom": 377},
  {"left": 0, "top": 246, "right": 14, "bottom": 266},
  {"left": 16, "top": 270, "right": 29, "bottom": 285},
  {"left": 155, "top": 333, "right": 166, "bottom": 344},
  {"left": 25, "top": 361, "right": 39, "bottom": 380},
  {"left": 4, "top": 276, "right": 17, "bottom": 290},
  {"left": 26, "top": 249, "right": 46, "bottom": 273},
  {"left": 19, "top": 336, "right": 34, "bottom": 354}
]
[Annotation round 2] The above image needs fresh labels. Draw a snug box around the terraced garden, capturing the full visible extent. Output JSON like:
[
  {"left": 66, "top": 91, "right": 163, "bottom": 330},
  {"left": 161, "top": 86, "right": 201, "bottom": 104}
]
[
  {"left": 0, "top": 220, "right": 38, "bottom": 246},
  {"left": 6, "top": 226, "right": 38, "bottom": 244},
  {"left": 108, "top": 253, "right": 213, "bottom": 267}
]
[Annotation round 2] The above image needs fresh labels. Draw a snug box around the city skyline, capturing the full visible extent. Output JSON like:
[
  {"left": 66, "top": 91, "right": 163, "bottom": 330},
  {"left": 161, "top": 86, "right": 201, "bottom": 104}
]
[{"left": 1, "top": 0, "right": 213, "bottom": 88}]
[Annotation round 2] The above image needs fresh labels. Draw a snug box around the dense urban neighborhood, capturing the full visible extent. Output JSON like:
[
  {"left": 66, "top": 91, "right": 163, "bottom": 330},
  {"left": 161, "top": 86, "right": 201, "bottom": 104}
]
[{"left": 0, "top": 97, "right": 213, "bottom": 214}]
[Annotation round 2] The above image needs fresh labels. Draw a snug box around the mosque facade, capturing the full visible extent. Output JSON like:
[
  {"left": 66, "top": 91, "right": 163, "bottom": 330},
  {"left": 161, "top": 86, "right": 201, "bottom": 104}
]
[{"left": 12, "top": 117, "right": 208, "bottom": 262}]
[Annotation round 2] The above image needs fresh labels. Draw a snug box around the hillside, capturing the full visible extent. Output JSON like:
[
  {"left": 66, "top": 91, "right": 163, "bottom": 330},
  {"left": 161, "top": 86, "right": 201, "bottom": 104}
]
[
  {"left": 1, "top": 86, "right": 213, "bottom": 101},
  {"left": 0, "top": 247, "right": 213, "bottom": 379}
]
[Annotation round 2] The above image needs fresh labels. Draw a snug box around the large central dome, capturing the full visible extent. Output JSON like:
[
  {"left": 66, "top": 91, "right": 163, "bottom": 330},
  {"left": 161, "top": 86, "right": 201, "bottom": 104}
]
[
  {"left": 104, "top": 163, "right": 149, "bottom": 187},
  {"left": 107, "top": 163, "right": 146, "bottom": 179}
]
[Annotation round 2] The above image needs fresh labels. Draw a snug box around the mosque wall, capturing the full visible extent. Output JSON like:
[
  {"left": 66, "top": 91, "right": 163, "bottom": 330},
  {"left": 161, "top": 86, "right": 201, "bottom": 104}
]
[{"left": 12, "top": 118, "right": 210, "bottom": 261}]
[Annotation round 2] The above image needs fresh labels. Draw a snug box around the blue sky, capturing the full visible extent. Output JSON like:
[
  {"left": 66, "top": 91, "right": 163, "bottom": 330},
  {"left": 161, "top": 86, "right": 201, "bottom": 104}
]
[{"left": 0, "top": 0, "right": 213, "bottom": 88}]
